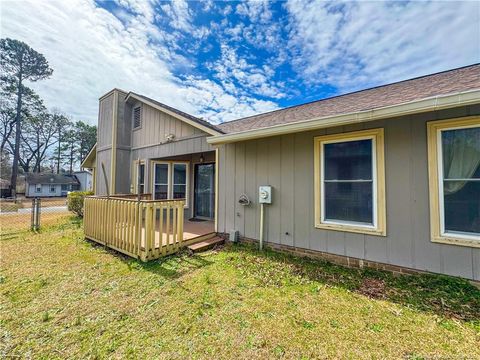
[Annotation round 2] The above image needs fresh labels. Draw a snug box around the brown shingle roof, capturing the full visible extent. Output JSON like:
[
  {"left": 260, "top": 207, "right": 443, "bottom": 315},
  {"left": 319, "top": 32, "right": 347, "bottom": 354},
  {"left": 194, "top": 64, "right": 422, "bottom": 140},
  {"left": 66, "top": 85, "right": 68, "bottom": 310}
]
[{"left": 218, "top": 64, "right": 480, "bottom": 134}]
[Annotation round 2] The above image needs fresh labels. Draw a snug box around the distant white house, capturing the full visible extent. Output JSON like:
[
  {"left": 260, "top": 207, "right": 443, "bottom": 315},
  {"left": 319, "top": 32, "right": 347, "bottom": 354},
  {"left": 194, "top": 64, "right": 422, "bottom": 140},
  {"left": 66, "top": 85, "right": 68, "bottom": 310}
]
[
  {"left": 25, "top": 173, "right": 80, "bottom": 197},
  {"left": 74, "top": 170, "right": 93, "bottom": 192}
]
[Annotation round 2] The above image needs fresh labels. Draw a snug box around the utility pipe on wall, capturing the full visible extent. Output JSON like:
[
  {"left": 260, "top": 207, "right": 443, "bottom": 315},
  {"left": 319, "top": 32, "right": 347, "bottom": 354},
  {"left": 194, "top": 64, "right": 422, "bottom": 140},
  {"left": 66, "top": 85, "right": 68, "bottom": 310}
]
[{"left": 259, "top": 203, "right": 265, "bottom": 251}]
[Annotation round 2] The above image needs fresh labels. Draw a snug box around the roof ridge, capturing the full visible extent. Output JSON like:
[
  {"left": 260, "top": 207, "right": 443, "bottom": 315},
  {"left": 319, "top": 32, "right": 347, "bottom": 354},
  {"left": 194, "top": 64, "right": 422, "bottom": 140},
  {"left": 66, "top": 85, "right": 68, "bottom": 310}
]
[{"left": 218, "top": 63, "right": 480, "bottom": 127}]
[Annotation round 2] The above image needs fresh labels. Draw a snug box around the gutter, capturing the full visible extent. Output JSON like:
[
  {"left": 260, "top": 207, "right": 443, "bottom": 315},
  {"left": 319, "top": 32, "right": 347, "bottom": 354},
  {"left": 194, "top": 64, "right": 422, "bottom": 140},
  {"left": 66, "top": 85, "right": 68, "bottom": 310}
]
[{"left": 207, "top": 89, "right": 480, "bottom": 145}]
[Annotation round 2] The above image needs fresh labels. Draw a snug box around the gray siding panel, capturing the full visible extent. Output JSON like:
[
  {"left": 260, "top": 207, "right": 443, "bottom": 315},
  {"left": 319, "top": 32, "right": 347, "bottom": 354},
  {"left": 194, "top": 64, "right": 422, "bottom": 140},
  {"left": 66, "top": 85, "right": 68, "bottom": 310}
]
[
  {"left": 97, "top": 94, "right": 113, "bottom": 148},
  {"left": 244, "top": 141, "right": 257, "bottom": 240},
  {"left": 217, "top": 144, "right": 227, "bottom": 233},
  {"left": 267, "top": 137, "right": 282, "bottom": 244},
  {"left": 132, "top": 103, "right": 200, "bottom": 148},
  {"left": 385, "top": 117, "right": 413, "bottom": 268},
  {"left": 96, "top": 149, "right": 111, "bottom": 195},
  {"left": 224, "top": 144, "right": 236, "bottom": 234},
  {"left": 234, "top": 142, "right": 246, "bottom": 236},
  {"left": 280, "top": 135, "right": 295, "bottom": 247},
  {"left": 293, "top": 132, "right": 310, "bottom": 250},
  {"left": 219, "top": 106, "right": 480, "bottom": 281}
]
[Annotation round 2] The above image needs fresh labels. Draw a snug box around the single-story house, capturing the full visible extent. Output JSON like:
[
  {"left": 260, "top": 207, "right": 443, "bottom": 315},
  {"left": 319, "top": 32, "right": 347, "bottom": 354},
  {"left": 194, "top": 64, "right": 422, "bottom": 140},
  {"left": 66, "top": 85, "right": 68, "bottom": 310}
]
[
  {"left": 25, "top": 173, "right": 80, "bottom": 197},
  {"left": 82, "top": 64, "right": 480, "bottom": 281},
  {"left": 0, "top": 178, "right": 11, "bottom": 198},
  {"left": 74, "top": 170, "right": 94, "bottom": 192}
]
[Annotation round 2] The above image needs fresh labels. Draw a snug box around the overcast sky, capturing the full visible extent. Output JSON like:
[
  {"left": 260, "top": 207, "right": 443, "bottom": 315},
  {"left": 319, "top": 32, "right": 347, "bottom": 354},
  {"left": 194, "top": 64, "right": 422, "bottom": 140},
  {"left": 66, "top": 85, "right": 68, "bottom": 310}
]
[{"left": 1, "top": 0, "right": 479, "bottom": 125}]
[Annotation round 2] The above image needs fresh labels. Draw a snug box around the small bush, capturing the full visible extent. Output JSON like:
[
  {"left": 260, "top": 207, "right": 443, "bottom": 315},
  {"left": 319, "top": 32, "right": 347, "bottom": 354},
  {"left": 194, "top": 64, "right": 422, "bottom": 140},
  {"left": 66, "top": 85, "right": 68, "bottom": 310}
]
[{"left": 67, "top": 191, "right": 93, "bottom": 217}]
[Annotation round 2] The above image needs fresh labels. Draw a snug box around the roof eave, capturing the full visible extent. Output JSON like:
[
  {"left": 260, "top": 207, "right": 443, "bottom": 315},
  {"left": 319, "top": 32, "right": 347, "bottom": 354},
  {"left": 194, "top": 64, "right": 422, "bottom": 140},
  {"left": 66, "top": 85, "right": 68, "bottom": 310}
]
[
  {"left": 81, "top": 143, "right": 97, "bottom": 168},
  {"left": 208, "top": 89, "right": 480, "bottom": 145},
  {"left": 125, "top": 93, "right": 223, "bottom": 136}
]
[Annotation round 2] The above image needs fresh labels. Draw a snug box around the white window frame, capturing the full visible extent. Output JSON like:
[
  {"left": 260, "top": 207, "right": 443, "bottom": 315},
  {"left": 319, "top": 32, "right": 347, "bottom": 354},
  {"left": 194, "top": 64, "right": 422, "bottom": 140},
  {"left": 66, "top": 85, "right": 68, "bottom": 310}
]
[
  {"left": 131, "top": 159, "right": 146, "bottom": 194},
  {"left": 427, "top": 117, "right": 480, "bottom": 248},
  {"left": 152, "top": 161, "right": 171, "bottom": 201},
  {"left": 150, "top": 160, "right": 190, "bottom": 207},
  {"left": 314, "top": 128, "right": 386, "bottom": 236},
  {"left": 50, "top": 185, "right": 56, "bottom": 193},
  {"left": 35, "top": 184, "right": 42, "bottom": 193},
  {"left": 172, "top": 162, "right": 189, "bottom": 204}
]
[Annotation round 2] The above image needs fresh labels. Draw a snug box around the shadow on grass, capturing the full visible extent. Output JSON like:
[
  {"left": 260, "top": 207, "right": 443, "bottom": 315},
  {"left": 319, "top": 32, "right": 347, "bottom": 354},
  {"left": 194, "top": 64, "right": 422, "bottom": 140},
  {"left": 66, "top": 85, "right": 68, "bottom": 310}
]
[
  {"left": 84, "top": 237, "right": 214, "bottom": 280},
  {"left": 135, "top": 252, "right": 214, "bottom": 280},
  {"left": 222, "top": 242, "right": 480, "bottom": 324}
]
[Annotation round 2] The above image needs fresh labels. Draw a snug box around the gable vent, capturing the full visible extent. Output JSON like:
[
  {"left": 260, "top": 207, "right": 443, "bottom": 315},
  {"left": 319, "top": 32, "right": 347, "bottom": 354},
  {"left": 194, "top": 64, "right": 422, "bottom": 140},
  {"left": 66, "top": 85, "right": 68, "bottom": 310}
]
[{"left": 133, "top": 106, "right": 141, "bottom": 129}]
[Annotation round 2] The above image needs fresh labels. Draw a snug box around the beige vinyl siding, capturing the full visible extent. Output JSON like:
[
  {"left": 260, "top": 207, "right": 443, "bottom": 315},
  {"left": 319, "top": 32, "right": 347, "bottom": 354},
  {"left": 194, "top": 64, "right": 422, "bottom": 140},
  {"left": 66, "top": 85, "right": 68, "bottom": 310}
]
[{"left": 217, "top": 104, "right": 480, "bottom": 281}]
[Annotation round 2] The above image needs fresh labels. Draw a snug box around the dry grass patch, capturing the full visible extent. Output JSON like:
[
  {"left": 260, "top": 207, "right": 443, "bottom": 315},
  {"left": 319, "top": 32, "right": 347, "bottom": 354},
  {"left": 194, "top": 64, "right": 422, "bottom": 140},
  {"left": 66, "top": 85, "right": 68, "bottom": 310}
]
[{"left": 1, "top": 219, "right": 479, "bottom": 359}]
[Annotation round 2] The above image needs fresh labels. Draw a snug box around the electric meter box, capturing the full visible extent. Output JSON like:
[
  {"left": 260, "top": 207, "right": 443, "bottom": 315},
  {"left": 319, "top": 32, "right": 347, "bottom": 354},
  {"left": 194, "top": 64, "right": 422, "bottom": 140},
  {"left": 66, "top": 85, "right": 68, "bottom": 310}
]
[{"left": 259, "top": 185, "right": 272, "bottom": 204}]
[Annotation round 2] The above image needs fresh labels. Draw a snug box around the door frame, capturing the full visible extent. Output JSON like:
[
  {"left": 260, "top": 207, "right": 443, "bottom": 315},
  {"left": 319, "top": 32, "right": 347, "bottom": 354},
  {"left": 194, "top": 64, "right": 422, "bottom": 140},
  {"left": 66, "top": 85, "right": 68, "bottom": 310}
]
[{"left": 193, "top": 161, "right": 216, "bottom": 220}]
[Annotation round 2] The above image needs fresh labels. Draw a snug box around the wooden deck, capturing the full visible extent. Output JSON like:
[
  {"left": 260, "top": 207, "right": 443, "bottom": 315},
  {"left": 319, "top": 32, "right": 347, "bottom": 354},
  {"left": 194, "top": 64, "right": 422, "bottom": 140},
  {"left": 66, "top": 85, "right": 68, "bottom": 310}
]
[
  {"left": 84, "top": 195, "right": 216, "bottom": 261},
  {"left": 140, "top": 218, "right": 215, "bottom": 248}
]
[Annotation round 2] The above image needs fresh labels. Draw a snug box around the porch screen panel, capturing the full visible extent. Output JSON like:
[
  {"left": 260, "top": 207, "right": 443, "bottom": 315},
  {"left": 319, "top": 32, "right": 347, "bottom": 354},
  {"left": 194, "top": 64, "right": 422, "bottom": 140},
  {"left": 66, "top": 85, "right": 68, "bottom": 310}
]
[
  {"left": 323, "top": 139, "right": 373, "bottom": 224},
  {"left": 441, "top": 126, "right": 480, "bottom": 235},
  {"left": 173, "top": 164, "right": 187, "bottom": 199},
  {"left": 154, "top": 163, "right": 168, "bottom": 199}
]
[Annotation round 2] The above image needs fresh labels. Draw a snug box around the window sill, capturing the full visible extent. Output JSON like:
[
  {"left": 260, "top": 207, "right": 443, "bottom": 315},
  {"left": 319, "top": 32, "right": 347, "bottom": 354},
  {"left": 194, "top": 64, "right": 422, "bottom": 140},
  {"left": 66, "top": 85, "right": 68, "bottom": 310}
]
[
  {"left": 431, "top": 235, "right": 480, "bottom": 249},
  {"left": 315, "top": 222, "right": 386, "bottom": 237}
]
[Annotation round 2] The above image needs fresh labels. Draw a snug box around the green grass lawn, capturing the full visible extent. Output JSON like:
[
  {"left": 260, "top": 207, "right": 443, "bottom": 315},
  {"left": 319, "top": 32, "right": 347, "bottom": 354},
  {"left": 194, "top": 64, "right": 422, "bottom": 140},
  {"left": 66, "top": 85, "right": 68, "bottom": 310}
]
[{"left": 1, "top": 218, "right": 479, "bottom": 359}]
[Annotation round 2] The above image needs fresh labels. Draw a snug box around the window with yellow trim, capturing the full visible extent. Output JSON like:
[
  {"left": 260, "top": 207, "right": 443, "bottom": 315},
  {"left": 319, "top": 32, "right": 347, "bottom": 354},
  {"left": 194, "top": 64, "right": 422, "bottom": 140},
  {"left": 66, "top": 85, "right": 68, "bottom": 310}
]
[
  {"left": 314, "top": 128, "right": 386, "bottom": 236},
  {"left": 427, "top": 118, "right": 480, "bottom": 247}
]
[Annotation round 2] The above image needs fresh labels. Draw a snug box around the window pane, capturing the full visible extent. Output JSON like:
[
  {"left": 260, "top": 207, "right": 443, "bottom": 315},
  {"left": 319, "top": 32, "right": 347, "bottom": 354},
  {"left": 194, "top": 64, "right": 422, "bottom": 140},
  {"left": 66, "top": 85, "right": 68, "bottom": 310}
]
[
  {"left": 442, "top": 127, "right": 480, "bottom": 180},
  {"left": 441, "top": 126, "right": 480, "bottom": 235},
  {"left": 154, "top": 184, "right": 168, "bottom": 200},
  {"left": 138, "top": 164, "right": 145, "bottom": 184},
  {"left": 324, "top": 140, "right": 372, "bottom": 180},
  {"left": 173, "top": 164, "right": 186, "bottom": 184},
  {"left": 155, "top": 163, "right": 168, "bottom": 184},
  {"left": 324, "top": 182, "right": 373, "bottom": 224},
  {"left": 173, "top": 184, "right": 186, "bottom": 199},
  {"left": 444, "top": 180, "right": 480, "bottom": 234}
]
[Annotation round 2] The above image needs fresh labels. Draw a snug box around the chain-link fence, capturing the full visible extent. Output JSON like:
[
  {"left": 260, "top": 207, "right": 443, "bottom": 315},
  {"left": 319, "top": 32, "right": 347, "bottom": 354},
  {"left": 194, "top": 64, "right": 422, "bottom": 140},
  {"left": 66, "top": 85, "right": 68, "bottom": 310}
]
[{"left": 0, "top": 197, "right": 72, "bottom": 238}]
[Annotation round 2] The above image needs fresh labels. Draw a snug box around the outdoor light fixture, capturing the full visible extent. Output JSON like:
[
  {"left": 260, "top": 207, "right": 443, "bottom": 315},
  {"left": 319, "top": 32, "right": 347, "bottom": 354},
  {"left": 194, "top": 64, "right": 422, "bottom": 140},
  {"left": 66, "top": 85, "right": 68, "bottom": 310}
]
[{"left": 200, "top": 153, "right": 204, "bottom": 163}]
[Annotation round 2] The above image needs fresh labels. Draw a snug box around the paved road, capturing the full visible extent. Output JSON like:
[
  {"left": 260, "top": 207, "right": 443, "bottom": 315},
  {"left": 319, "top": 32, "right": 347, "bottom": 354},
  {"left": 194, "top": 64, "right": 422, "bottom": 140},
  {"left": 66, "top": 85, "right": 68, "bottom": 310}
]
[{"left": 0, "top": 205, "right": 68, "bottom": 215}]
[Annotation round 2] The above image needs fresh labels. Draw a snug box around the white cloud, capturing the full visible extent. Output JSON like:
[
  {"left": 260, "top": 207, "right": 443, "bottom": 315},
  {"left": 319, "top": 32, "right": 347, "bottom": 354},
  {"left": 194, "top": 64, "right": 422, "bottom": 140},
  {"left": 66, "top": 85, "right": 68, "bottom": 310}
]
[
  {"left": 158, "top": 0, "right": 192, "bottom": 32},
  {"left": 209, "top": 44, "right": 287, "bottom": 100},
  {"left": 286, "top": 0, "right": 480, "bottom": 91},
  {"left": 0, "top": 0, "right": 278, "bottom": 125},
  {"left": 236, "top": 0, "right": 272, "bottom": 24}
]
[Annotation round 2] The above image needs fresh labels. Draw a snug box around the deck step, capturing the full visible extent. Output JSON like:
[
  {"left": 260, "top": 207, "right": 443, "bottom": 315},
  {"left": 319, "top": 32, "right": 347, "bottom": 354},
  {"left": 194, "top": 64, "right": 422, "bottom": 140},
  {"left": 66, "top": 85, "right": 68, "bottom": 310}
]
[{"left": 187, "top": 236, "right": 224, "bottom": 252}]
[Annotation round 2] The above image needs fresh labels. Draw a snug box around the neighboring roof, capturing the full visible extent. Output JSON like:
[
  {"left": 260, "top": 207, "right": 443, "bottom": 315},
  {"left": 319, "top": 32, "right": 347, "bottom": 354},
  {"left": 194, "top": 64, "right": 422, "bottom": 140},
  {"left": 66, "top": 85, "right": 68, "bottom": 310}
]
[
  {"left": 74, "top": 170, "right": 92, "bottom": 175},
  {"left": 126, "top": 92, "right": 224, "bottom": 136},
  {"left": 81, "top": 143, "right": 96, "bottom": 169},
  {"left": 26, "top": 173, "right": 80, "bottom": 185},
  {"left": 217, "top": 64, "right": 480, "bottom": 134}
]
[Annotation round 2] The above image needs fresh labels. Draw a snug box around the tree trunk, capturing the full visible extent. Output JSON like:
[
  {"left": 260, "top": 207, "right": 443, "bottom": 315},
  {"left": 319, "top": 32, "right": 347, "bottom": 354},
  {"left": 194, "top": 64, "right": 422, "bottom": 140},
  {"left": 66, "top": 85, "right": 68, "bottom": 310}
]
[
  {"left": 10, "top": 76, "right": 22, "bottom": 199},
  {"left": 57, "top": 127, "right": 61, "bottom": 174},
  {"left": 69, "top": 142, "right": 74, "bottom": 174}
]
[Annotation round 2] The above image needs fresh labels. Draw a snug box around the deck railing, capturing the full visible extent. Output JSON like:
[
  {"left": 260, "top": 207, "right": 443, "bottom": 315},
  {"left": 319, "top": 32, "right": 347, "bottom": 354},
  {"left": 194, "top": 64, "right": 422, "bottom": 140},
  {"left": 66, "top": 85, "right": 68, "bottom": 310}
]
[{"left": 84, "top": 195, "right": 184, "bottom": 261}]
